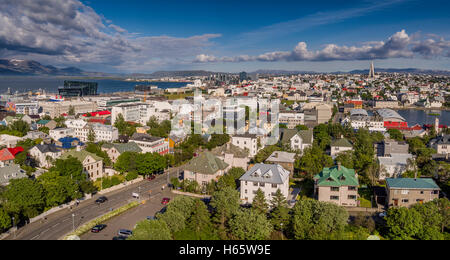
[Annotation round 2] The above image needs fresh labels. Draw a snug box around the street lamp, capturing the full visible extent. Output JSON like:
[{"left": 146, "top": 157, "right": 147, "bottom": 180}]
[
  {"left": 12, "top": 216, "right": 15, "bottom": 239},
  {"left": 72, "top": 214, "right": 75, "bottom": 232}
]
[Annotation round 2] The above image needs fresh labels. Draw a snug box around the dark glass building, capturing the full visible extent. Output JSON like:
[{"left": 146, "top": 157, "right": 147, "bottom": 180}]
[{"left": 58, "top": 81, "right": 98, "bottom": 97}]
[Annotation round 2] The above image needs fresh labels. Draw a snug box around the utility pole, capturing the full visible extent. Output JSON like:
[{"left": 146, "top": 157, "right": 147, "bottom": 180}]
[{"left": 12, "top": 216, "right": 15, "bottom": 239}]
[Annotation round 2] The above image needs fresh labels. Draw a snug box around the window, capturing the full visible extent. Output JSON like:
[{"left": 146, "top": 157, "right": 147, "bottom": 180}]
[
  {"left": 253, "top": 182, "right": 258, "bottom": 187},
  {"left": 401, "top": 199, "right": 409, "bottom": 203},
  {"left": 348, "top": 195, "right": 357, "bottom": 200},
  {"left": 260, "top": 183, "right": 265, "bottom": 187},
  {"left": 348, "top": 186, "right": 356, "bottom": 191},
  {"left": 330, "top": 196, "right": 339, "bottom": 200},
  {"left": 331, "top": 187, "right": 339, "bottom": 192},
  {"left": 401, "top": 190, "right": 409, "bottom": 195}
]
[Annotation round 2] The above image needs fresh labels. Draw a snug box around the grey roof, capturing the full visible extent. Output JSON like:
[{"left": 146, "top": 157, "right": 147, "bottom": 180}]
[
  {"left": 34, "top": 144, "right": 61, "bottom": 154},
  {"left": 131, "top": 133, "right": 164, "bottom": 143},
  {"left": 350, "top": 109, "right": 369, "bottom": 117},
  {"left": 431, "top": 135, "right": 450, "bottom": 146},
  {"left": 377, "top": 109, "right": 406, "bottom": 121},
  {"left": 240, "top": 164, "right": 290, "bottom": 184},
  {"left": 102, "top": 142, "right": 142, "bottom": 154},
  {"left": 183, "top": 152, "right": 229, "bottom": 175},
  {"left": 0, "top": 164, "right": 27, "bottom": 186},
  {"left": 266, "top": 151, "right": 296, "bottom": 163},
  {"left": 331, "top": 138, "right": 353, "bottom": 148},
  {"left": 386, "top": 178, "right": 440, "bottom": 190}
]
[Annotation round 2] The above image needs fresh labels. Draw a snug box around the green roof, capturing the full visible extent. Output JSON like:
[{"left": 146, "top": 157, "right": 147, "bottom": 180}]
[
  {"left": 37, "top": 120, "right": 51, "bottom": 125},
  {"left": 212, "top": 144, "right": 249, "bottom": 158},
  {"left": 61, "top": 150, "right": 102, "bottom": 163},
  {"left": 331, "top": 138, "right": 353, "bottom": 148},
  {"left": 102, "top": 142, "right": 142, "bottom": 154},
  {"left": 183, "top": 152, "right": 229, "bottom": 175},
  {"left": 386, "top": 178, "right": 440, "bottom": 190},
  {"left": 314, "top": 165, "right": 359, "bottom": 187},
  {"left": 280, "top": 129, "right": 313, "bottom": 144}
]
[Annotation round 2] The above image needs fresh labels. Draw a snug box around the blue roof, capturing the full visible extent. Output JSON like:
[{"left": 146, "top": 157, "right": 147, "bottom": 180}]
[
  {"left": 386, "top": 178, "right": 440, "bottom": 190},
  {"left": 57, "top": 137, "right": 84, "bottom": 149}
]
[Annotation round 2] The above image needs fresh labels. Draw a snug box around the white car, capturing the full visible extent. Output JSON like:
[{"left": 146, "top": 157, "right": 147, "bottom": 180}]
[{"left": 379, "top": 212, "right": 387, "bottom": 218}]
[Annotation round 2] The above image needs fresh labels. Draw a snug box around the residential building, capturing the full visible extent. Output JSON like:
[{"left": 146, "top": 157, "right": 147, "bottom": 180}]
[
  {"left": 129, "top": 133, "right": 169, "bottom": 155},
  {"left": 0, "top": 164, "right": 27, "bottom": 186},
  {"left": 66, "top": 119, "right": 119, "bottom": 143},
  {"left": 313, "top": 164, "right": 359, "bottom": 207},
  {"left": 330, "top": 138, "right": 353, "bottom": 158},
  {"left": 231, "top": 134, "right": 258, "bottom": 158},
  {"left": 183, "top": 152, "right": 229, "bottom": 187},
  {"left": 212, "top": 143, "right": 250, "bottom": 170},
  {"left": 280, "top": 129, "right": 314, "bottom": 153},
  {"left": 265, "top": 151, "right": 296, "bottom": 177},
  {"left": 429, "top": 135, "right": 450, "bottom": 155},
  {"left": 101, "top": 142, "right": 142, "bottom": 163},
  {"left": 239, "top": 164, "right": 290, "bottom": 205},
  {"left": 279, "top": 112, "right": 305, "bottom": 129},
  {"left": 55, "top": 137, "right": 84, "bottom": 150},
  {"left": 0, "top": 147, "right": 24, "bottom": 167},
  {"left": 0, "top": 134, "right": 23, "bottom": 148},
  {"left": 386, "top": 178, "right": 440, "bottom": 208},
  {"left": 49, "top": 128, "right": 75, "bottom": 141},
  {"left": 36, "top": 120, "right": 57, "bottom": 130},
  {"left": 61, "top": 148, "right": 103, "bottom": 180},
  {"left": 29, "top": 144, "right": 62, "bottom": 168}
]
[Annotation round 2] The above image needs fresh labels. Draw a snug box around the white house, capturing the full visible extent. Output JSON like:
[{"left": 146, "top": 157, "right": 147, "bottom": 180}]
[
  {"left": 231, "top": 134, "right": 259, "bottom": 158},
  {"left": 239, "top": 164, "right": 290, "bottom": 205},
  {"left": 29, "top": 144, "right": 63, "bottom": 168},
  {"left": 49, "top": 128, "right": 75, "bottom": 141},
  {"left": 280, "top": 129, "right": 313, "bottom": 153}
]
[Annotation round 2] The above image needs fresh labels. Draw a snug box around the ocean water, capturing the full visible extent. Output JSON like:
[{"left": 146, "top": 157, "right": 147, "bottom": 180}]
[
  {"left": 396, "top": 109, "right": 450, "bottom": 126},
  {"left": 0, "top": 76, "right": 191, "bottom": 93}
]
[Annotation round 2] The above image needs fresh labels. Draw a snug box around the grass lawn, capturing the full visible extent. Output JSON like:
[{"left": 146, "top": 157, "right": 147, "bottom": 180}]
[{"left": 358, "top": 187, "right": 375, "bottom": 208}]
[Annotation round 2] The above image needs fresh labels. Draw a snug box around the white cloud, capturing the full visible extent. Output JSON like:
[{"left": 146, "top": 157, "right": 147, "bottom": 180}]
[
  {"left": 195, "top": 30, "right": 450, "bottom": 63},
  {"left": 0, "top": 0, "right": 221, "bottom": 72}
]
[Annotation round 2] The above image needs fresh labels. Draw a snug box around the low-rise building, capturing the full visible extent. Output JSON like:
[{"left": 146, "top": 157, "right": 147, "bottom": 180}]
[
  {"left": 49, "top": 128, "right": 75, "bottom": 141},
  {"left": 231, "top": 134, "right": 259, "bottom": 158},
  {"left": 330, "top": 138, "right": 353, "bottom": 158},
  {"left": 429, "top": 135, "right": 450, "bottom": 155},
  {"left": 29, "top": 144, "right": 62, "bottom": 168},
  {"left": 129, "top": 133, "right": 169, "bottom": 155},
  {"left": 265, "top": 151, "right": 296, "bottom": 177},
  {"left": 0, "top": 164, "right": 27, "bottom": 186},
  {"left": 61, "top": 148, "right": 103, "bottom": 180},
  {"left": 101, "top": 142, "right": 143, "bottom": 163},
  {"left": 313, "top": 164, "right": 359, "bottom": 207},
  {"left": 386, "top": 178, "right": 440, "bottom": 208},
  {"left": 183, "top": 152, "right": 229, "bottom": 187},
  {"left": 280, "top": 129, "right": 314, "bottom": 153},
  {"left": 239, "top": 164, "right": 290, "bottom": 205},
  {"left": 212, "top": 143, "right": 249, "bottom": 170}
]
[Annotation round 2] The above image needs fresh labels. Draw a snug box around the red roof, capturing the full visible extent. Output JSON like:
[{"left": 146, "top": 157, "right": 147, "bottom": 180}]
[
  {"left": 83, "top": 110, "right": 111, "bottom": 117},
  {"left": 89, "top": 118, "right": 108, "bottom": 124},
  {"left": 0, "top": 148, "right": 15, "bottom": 161},
  {"left": 7, "top": 147, "right": 24, "bottom": 157}
]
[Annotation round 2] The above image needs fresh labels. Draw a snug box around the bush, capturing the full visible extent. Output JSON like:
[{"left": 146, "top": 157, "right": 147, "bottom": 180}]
[{"left": 126, "top": 171, "right": 139, "bottom": 181}]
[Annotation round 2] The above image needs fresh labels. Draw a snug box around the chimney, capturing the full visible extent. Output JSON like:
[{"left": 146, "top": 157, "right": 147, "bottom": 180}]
[
  {"left": 414, "top": 171, "right": 417, "bottom": 181},
  {"left": 337, "top": 162, "right": 341, "bottom": 170}
]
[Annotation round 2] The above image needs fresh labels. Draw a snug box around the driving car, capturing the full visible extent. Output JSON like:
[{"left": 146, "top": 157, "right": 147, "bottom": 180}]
[
  {"left": 95, "top": 196, "right": 108, "bottom": 204},
  {"left": 118, "top": 229, "right": 133, "bottom": 237},
  {"left": 161, "top": 198, "right": 170, "bottom": 205},
  {"left": 91, "top": 224, "right": 107, "bottom": 233}
]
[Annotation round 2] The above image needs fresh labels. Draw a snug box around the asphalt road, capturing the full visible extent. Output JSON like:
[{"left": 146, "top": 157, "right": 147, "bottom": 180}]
[
  {"left": 4, "top": 169, "right": 181, "bottom": 241},
  {"left": 81, "top": 189, "right": 175, "bottom": 240}
]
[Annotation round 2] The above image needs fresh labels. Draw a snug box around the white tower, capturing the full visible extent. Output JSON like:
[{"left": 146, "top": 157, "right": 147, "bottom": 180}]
[{"left": 369, "top": 62, "right": 375, "bottom": 79}]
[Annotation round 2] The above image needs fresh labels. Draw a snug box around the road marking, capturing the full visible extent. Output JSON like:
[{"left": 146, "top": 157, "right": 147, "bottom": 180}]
[
  {"left": 52, "top": 223, "right": 60, "bottom": 228},
  {"left": 31, "top": 234, "right": 40, "bottom": 240}
]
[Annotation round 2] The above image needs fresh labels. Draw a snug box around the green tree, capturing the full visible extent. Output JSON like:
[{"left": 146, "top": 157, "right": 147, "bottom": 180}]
[
  {"left": 114, "top": 113, "right": 128, "bottom": 136},
  {"left": 2, "top": 178, "right": 45, "bottom": 221},
  {"left": 68, "top": 105, "right": 75, "bottom": 116},
  {"left": 87, "top": 127, "right": 96, "bottom": 143},
  {"left": 187, "top": 200, "right": 212, "bottom": 234},
  {"left": 38, "top": 171, "right": 80, "bottom": 208},
  {"left": 51, "top": 157, "right": 85, "bottom": 183},
  {"left": 229, "top": 208, "right": 273, "bottom": 240},
  {"left": 217, "top": 167, "right": 245, "bottom": 190},
  {"left": 114, "top": 152, "right": 138, "bottom": 173},
  {"left": 38, "top": 127, "right": 50, "bottom": 135},
  {"left": 291, "top": 199, "right": 349, "bottom": 240},
  {"left": 210, "top": 187, "right": 241, "bottom": 228},
  {"left": 0, "top": 207, "right": 11, "bottom": 231},
  {"left": 335, "top": 151, "right": 355, "bottom": 169},
  {"left": 254, "top": 145, "right": 282, "bottom": 163},
  {"left": 296, "top": 125, "right": 309, "bottom": 131},
  {"left": 296, "top": 145, "right": 333, "bottom": 179},
  {"left": 9, "top": 120, "right": 30, "bottom": 136},
  {"left": 252, "top": 189, "right": 269, "bottom": 214},
  {"left": 387, "top": 129, "right": 404, "bottom": 141},
  {"left": 270, "top": 189, "right": 290, "bottom": 231},
  {"left": 129, "top": 219, "right": 172, "bottom": 240},
  {"left": 385, "top": 207, "right": 423, "bottom": 240}
]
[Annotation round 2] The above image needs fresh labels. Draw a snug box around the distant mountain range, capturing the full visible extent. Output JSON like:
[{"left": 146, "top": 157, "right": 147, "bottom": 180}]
[{"left": 0, "top": 58, "right": 449, "bottom": 77}]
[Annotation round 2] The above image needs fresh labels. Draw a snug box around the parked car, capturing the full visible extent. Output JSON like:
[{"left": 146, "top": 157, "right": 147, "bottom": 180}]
[
  {"left": 161, "top": 198, "right": 170, "bottom": 205},
  {"left": 118, "top": 229, "right": 133, "bottom": 237},
  {"left": 379, "top": 212, "right": 387, "bottom": 218},
  {"left": 147, "top": 216, "right": 156, "bottom": 221},
  {"left": 95, "top": 196, "right": 108, "bottom": 204},
  {"left": 147, "top": 175, "right": 156, "bottom": 181},
  {"left": 91, "top": 224, "right": 107, "bottom": 233},
  {"left": 112, "top": 236, "right": 127, "bottom": 240}
]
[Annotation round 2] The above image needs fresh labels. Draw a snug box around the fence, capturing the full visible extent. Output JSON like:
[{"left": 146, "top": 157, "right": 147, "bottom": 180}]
[{"left": 98, "top": 177, "right": 144, "bottom": 195}]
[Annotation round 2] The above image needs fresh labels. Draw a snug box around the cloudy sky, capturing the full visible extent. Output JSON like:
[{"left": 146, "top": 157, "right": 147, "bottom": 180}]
[{"left": 0, "top": 0, "right": 449, "bottom": 73}]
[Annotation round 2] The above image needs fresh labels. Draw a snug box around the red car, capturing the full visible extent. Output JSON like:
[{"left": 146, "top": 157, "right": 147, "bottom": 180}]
[
  {"left": 161, "top": 198, "right": 170, "bottom": 205},
  {"left": 147, "top": 175, "right": 156, "bottom": 181}
]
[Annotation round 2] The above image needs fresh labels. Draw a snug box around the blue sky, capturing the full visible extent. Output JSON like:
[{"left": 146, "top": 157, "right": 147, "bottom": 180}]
[{"left": 1, "top": 0, "right": 450, "bottom": 73}]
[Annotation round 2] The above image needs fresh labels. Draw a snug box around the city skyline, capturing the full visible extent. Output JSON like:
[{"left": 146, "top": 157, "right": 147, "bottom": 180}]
[{"left": 0, "top": 0, "right": 449, "bottom": 73}]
